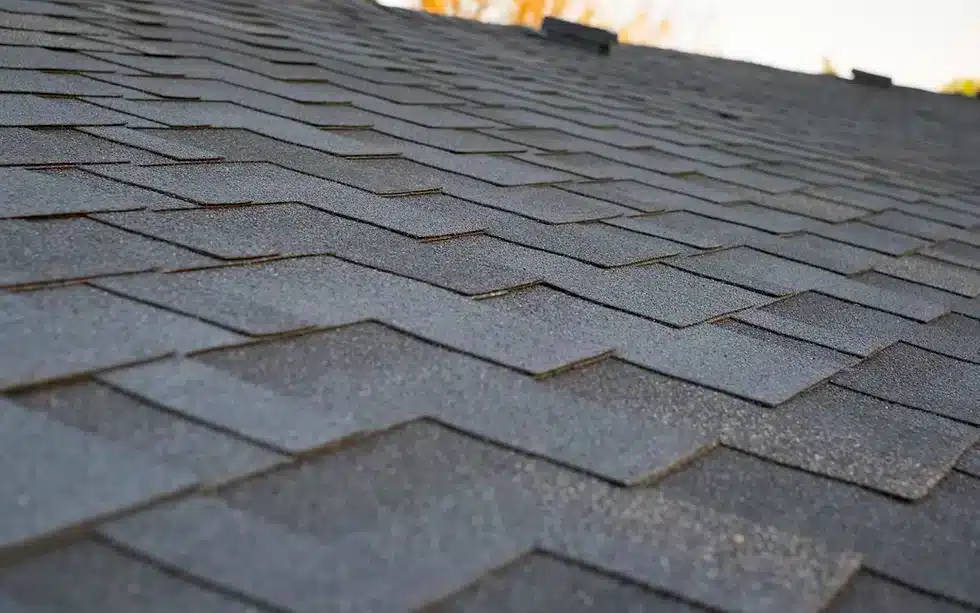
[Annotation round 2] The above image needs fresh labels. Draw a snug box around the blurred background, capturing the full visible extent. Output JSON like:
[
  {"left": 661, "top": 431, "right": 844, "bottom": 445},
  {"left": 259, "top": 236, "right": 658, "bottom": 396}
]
[{"left": 378, "top": 0, "right": 980, "bottom": 96}]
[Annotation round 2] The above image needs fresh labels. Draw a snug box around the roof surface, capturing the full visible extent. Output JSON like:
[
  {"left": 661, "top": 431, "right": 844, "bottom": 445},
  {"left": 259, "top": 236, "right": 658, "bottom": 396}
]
[{"left": 1, "top": 0, "right": 979, "bottom": 611}]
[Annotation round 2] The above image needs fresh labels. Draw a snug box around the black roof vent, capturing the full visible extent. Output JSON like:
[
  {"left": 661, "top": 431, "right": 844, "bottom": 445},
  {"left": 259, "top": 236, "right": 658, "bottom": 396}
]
[
  {"left": 541, "top": 16, "right": 617, "bottom": 55},
  {"left": 851, "top": 69, "right": 892, "bottom": 88}
]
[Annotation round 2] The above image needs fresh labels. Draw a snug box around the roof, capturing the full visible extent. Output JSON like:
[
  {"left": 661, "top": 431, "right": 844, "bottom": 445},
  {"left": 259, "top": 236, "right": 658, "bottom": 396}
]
[{"left": 0, "top": 0, "right": 978, "bottom": 611}]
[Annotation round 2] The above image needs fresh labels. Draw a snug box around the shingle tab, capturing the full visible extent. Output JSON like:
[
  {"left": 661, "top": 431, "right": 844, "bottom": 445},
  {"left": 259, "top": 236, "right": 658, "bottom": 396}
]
[
  {"left": 0, "top": 540, "right": 260, "bottom": 613},
  {"left": 734, "top": 292, "right": 920, "bottom": 356},
  {"left": 555, "top": 263, "right": 770, "bottom": 326},
  {"left": 0, "top": 286, "right": 241, "bottom": 391},
  {"left": 666, "top": 246, "right": 841, "bottom": 295},
  {"left": 874, "top": 256, "right": 980, "bottom": 297},
  {"left": 751, "top": 233, "right": 889, "bottom": 274},
  {"left": 725, "top": 384, "right": 977, "bottom": 499},
  {"left": 638, "top": 321, "right": 856, "bottom": 405},
  {"left": 0, "top": 95, "right": 139, "bottom": 127},
  {"left": 12, "top": 379, "right": 284, "bottom": 483},
  {"left": 428, "top": 552, "right": 709, "bottom": 613},
  {"left": 95, "top": 257, "right": 607, "bottom": 374},
  {"left": 0, "top": 398, "right": 197, "bottom": 556},
  {"left": 446, "top": 183, "right": 634, "bottom": 223},
  {"left": 0, "top": 127, "right": 167, "bottom": 166},
  {"left": 833, "top": 343, "right": 980, "bottom": 425},
  {"left": 607, "top": 212, "right": 771, "bottom": 249},
  {"left": 0, "top": 218, "right": 214, "bottom": 288},
  {"left": 902, "top": 313, "right": 980, "bottom": 364},
  {"left": 658, "top": 449, "right": 980, "bottom": 606},
  {"left": 921, "top": 240, "right": 980, "bottom": 270},
  {"left": 807, "top": 220, "right": 930, "bottom": 255}
]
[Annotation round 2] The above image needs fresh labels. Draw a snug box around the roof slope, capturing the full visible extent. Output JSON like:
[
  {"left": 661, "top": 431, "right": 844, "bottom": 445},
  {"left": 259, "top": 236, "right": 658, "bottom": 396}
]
[{"left": 0, "top": 0, "right": 978, "bottom": 611}]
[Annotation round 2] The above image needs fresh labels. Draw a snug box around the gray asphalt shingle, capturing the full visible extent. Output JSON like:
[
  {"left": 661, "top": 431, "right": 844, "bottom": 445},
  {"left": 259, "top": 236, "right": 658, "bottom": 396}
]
[{"left": 2, "top": 0, "right": 980, "bottom": 609}]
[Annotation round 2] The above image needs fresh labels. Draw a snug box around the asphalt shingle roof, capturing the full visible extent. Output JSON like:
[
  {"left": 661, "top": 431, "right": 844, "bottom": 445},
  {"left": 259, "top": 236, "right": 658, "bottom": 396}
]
[{"left": 0, "top": 0, "right": 978, "bottom": 611}]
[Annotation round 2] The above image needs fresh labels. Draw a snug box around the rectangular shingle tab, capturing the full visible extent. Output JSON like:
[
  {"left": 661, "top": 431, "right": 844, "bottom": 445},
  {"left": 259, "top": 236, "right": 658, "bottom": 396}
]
[
  {"left": 734, "top": 292, "right": 920, "bottom": 356},
  {"left": 0, "top": 398, "right": 197, "bottom": 556},
  {"left": 0, "top": 218, "right": 214, "bottom": 288},
  {"left": 0, "top": 286, "right": 241, "bottom": 391},
  {"left": 833, "top": 343, "right": 980, "bottom": 425},
  {"left": 657, "top": 449, "right": 980, "bottom": 606},
  {"left": 0, "top": 540, "right": 261, "bottom": 613}
]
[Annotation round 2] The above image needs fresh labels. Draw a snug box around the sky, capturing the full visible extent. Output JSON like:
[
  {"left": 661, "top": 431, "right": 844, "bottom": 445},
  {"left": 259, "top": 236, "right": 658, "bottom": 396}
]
[{"left": 378, "top": 0, "right": 980, "bottom": 91}]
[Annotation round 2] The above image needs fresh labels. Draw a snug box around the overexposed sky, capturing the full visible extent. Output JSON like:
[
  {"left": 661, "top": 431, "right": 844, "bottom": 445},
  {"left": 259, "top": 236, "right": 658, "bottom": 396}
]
[{"left": 379, "top": 0, "right": 980, "bottom": 90}]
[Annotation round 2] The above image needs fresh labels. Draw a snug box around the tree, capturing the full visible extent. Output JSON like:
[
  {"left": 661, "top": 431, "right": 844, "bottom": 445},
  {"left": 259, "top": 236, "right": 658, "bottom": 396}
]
[
  {"left": 940, "top": 78, "right": 979, "bottom": 97},
  {"left": 418, "top": 0, "right": 675, "bottom": 46}
]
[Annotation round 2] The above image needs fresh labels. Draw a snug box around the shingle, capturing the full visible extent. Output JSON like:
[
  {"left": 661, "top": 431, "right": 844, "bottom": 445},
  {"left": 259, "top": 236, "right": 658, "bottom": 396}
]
[
  {"left": 408, "top": 149, "right": 579, "bottom": 186},
  {"left": 734, "top": 292, "right": 920, "bottom": 356},
  {"left": 874, "top": 256, "right": 980, "bottom": 297},
  {"left": 833, "top": 343, "right": 980, "bottom": 425},
  {"left": 0, "top": 95, "right": 139, "bottom": 127},
  {"left": 829, "top": 572, "right": 977, "bottom": 613},
  {"left": 77, "top": 127, "right": 224, "bottom": 162},
  {"left": 0, "top": 218, "right": 214, "bottom": 287},
  {"left": 482, "top": 126, "right": 611, "bottom": 152},
  {"left": 0, "top": 47, "right": 120, "bottom": 71},
  {"left": 0, "top": 398, "right": 197, "bottom": 556},
  {"left": 101, "top": 356, "right": 403, "bottom": 454},
  {"left": 697, "top": 166, "right": 807, "bottom": 193},
  {"left": 665, "top": 246, "right": 841, "bottom": 295},
  {"left": 112, "top": 420, "right": 856, "bottom": 613},
  {"left": 921, "top": 240, "right": 980, "bottom": 270},
  {"left": 954, "top": 296, "right": 980, "bottom": 320},
  {"left": 96, "top": 205, "right": 528, "bottom": 295},
  {"left": 0, "top": 128, "right": 168, "bottom": 166},
  {"left": 367, "top": 122, "right": 527, "bottom": 153},
  {"left": 12, "top": 379, "right": 284, "bottom": 483},
  {"left": 545, "top": 489, "right": 860, "bottom": 613},
  {"left": 0, "top": 167, "right": 157, "bottom": 218},
  {"left": 95, "top": 199, "right": 483, "bottom": 254},
  {"left": 0, "top": 540, "right": 259, "bottom": 613},
  {"left": 194, "top": 319, "right": 711, "bottom": 485},
  {"left": 0, "top": 285, "right": 241, "bottom": 391},
  {"left": 726, "top": 384, "right": 977, "bottom": 499},
  {"left": 105, "top": 495, "right": 483, "bottom": 613},
  {"left": 0, "top": 27, "right": 116, "bottom": 51},
  {"left": 805, "top": 185, "right": 903, "bottom": 212},
  {"left": 88, "top": 161, "right": 326, "bottom": 205},
  {"left": 559, "top": 180, "right": 716, "bottom": 213},
  {"left": 657, "top": 448, "right": 980, "bottom": 606},
  {"left": 486, "top": 214, "right": 694, "bottom": 267},
  {"left": 676, "top": 199, "right": 815, "bottom": 233},
  {"left": 354, "top": 97, "right": 501, "bottom": 129},
  {"left": 898, "top": 202, "right": 980, "bottom": 229},
  {"left": 446, "top": 184, "right": 634, "bottom": 223},
  {"left": 87, "top": 99, "right": 397, "bottom": 155},
  {"left": 807, "top": 220, "right": 930, "bottom": 255},
  {"left": 95, "top": 257, "right": 607, "bottom": 374},
  {"left": 958, "top": 446, "right": 980, "bottom": 479},
  {"left": 751, "top": 233, "right": 889, "bottom": 274},
  {"left": 427, "top": 552, "right": 708, "bottom": 613},
  {"left": 864, "top": 210, "right": 959, "bottom": 240},
  {"left": 853, "top": 270, "right": 966, "bottom": 312},
  {"left": 0, "top": 69, "right": 137, "bottom": 97},
  {"left": 636, "top": 322, "right": 856, "bottom": 405},
  {"left": 901, "top": 314, "right": 980, "bottom": 364},
  {"left": 750, "top": 192, "right": 868, "bottom": 222},
  {"left": 607, "top": 211, "right": 771, "bottom": 249},
  {"left": 555, "top": 263, "right": 770, "bottom": 326}
]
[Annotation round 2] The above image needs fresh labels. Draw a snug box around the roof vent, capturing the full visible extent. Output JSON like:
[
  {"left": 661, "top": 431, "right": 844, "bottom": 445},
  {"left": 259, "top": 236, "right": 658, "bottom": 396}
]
[
  {"left": 541, "top": 17, "right": 616, "bottom": 55},
  {"left": 851, "top": 69, "right": 892, "bottom": 88}
]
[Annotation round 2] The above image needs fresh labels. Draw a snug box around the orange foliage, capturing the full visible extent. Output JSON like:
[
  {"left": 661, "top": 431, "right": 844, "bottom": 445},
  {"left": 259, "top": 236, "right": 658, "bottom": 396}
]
[{"left": 418, "top": 0, "right": 674, "bottom": 46}]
